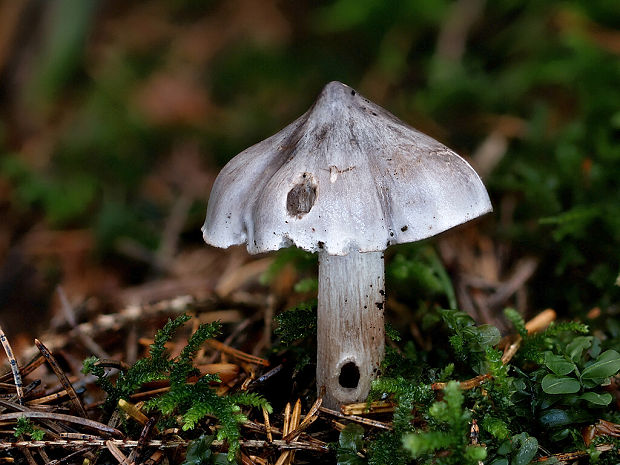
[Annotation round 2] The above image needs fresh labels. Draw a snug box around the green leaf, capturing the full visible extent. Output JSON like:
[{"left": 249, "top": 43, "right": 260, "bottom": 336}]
[
  {"left": 541, "top": 374, "right": 581, "bottom": 394},
  {"left": 339, "top": 423, "right": 365, "bottom": 451},
  {"left": 581, "top": 350, "right": 620, "bottom": 380},
  {"left": 497, "top": 439, "right": 513, "bottom": 455},
  {"left": 475, "top": 324, "right": 501, "bottom": 348},
  {"left": 182, "top": 435, "right": 214, "bottom": 465},
  {"left": 338, "top": 423, "right": 365, "bottom": 465},
  {"left": 512, "top": 436, "right": 538, "bottom": 465},
  {"left": 579, "top": 392, "right": 613, "bottom": 406},
  {"left": 539, "top": 409, "right": 572, "bottom": 428},
  {"left": 543, "top": 352, "right": 576, "bottom": 376},
  {"left": 565, "top": 336, "right": 592, "bottom": 362},
  {"left": 482, "top": 416, "right": 510, "bottom": 440}
]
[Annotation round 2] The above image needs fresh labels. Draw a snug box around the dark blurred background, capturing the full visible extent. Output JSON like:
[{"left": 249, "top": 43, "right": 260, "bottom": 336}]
[{"left": 0, "top": 0, "right": 618, "bottom": 341}]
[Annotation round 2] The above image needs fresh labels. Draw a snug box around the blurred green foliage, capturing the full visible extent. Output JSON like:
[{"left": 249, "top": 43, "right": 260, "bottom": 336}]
[{"left": 1, "top": 1, "right": 619, "bottom": 312}]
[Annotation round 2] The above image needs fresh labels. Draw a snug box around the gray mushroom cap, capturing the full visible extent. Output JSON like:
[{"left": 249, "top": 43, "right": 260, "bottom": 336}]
[{"left": 203, "top": 81, "right": 492, "bottom": 255}]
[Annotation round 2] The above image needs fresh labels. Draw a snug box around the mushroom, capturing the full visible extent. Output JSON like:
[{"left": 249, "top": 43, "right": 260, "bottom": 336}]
[{"left": 202, "top": 81, "right": 492, "bottom": 408}]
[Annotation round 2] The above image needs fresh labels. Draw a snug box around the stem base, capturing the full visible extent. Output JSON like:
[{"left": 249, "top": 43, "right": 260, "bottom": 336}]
[{"left": 317, "top": 251, "right": 385, "bottom": 409}]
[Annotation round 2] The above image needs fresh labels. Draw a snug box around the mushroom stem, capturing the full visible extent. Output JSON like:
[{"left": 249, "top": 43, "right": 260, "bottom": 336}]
[{"left": 317, "top": 250, "right": 385, "bottom": 409}]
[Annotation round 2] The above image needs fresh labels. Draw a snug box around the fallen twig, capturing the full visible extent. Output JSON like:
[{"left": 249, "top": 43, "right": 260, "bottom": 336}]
[
  {"left": 34, "top": 339, "right": 87, "bottom": 418},
  {"left": 319, "top": 406, "right": 392, "bottom": 430},
  {"left": 206, "top": 339, "right": 270, "bottom": 366},
  {"left": 432, "top": 374, "right": 492, "bottom": 391},
  {"left": 0, "top": 327, "right": 23, "bottom": 404},
  {"left": 0, "top": 438, "right": 329, "bottom": 452},
  {"left": 0, "top": 411, "right": 123, "bottom": 437},
  {"left": 502, "top": 308, "right": 556, "bottom": 364},
  {"left": 535, "top": 443, "right": 613, "bottom": 462},
  {"left": 341, "top": 400, "right": 394, "bottom": 416}
]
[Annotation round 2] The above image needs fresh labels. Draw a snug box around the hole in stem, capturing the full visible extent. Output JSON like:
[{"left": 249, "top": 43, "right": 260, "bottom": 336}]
[{"left": 338, "top": 362, "right": 360, "bottom": 389}]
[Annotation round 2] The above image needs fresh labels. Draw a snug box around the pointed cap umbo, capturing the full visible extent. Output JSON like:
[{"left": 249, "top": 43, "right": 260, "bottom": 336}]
[{"left": 203, "top": 81, "right": 492, "bottom": 255}]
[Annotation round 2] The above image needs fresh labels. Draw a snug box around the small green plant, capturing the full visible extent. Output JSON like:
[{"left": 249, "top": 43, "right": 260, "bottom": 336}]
[
  {"left": 403, "top": 381, "right": 487, "bottom": 465},
  {"left": 83, "top": 315, "right": 271, "bottom": 461},
  {"left": 363, "top": 304, "right": 620, "bottom": 465},
  {"left": 14, "top": 416, "right": 45, "bottom": 441},
  {"left": 273, "top": 300, "right": 317, "bottom": 345},
  {"left": 440, "top": 309, "right": 501, "bottom": 374},
  {"left": 367, "top": 378, "right": 434, "bottom": 464}
]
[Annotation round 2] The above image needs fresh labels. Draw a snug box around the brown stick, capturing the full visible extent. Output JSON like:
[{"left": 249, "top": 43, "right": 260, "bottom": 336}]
[
  {"left": 502, "top": 309, "right": 556, "bottom": 364},
  {"left": 0, "top": 438, "right": 329, "bottom": 453},
  {"left": 535, "top": 444, "right": 613, "bottom": 462},
  {"left": 341, "top": 400, "right": 394, "bottom": 416},
  {"left": 0, "top": 327, "right": 24, "bottom": 404},
  {"left": 0, "top": 412, "right": 123, "bottom": 437},
  {"left": 319, "top": 406, "right": 392, "bottom": 430}
]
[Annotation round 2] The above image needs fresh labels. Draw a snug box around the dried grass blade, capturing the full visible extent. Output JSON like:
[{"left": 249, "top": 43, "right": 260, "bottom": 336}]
[
  {"left": 106, "top": 440, "right": 129, "bottom": 464},
  {"left": 206, "top": 339, "right": 270, "bottom": 366},
  {"left": 284, "top": 395, "right": 323, "bottom": 442},
  {"left": 286, "top": 399, "right": 302, "bottom": 464},
  {"left": 34, "top": 339, "right": 87, "bottom": 418},
  {"left": 28, "top": 389, "right": 71, "bottom": 406},
  {"left": 275, "top": 403, "right": 292, "bottom": 465},
  {"left": 262, "top": 407, "right": 273, "bottom": 442}
]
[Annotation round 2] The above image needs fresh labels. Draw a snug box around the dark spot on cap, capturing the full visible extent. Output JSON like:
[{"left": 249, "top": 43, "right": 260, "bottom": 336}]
[
  {"left": 379, "top": 289, "right": 385, "bottom": 296},
  {"left": 390, "top": 231, "right": 394, "bottom": 237},
  {"left": 287, "top": 173, "right": 317, "bottom": 218},
  {"left": 351, "top": 90, "right": 356, "bottom": 95},
  {"left": 318, "top": 241, "right": 325, "bottom": 249},
  {"left": 376, "top": 302, "right": 384, "bottom": 310},
  {"left": 401, "top": 225, "right": 408, "bottom": 232}
]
